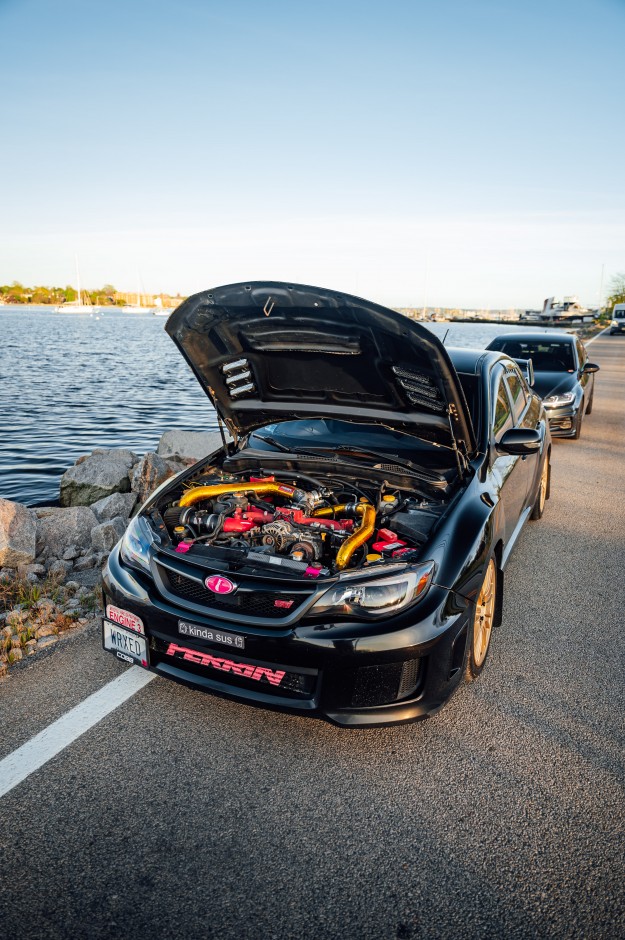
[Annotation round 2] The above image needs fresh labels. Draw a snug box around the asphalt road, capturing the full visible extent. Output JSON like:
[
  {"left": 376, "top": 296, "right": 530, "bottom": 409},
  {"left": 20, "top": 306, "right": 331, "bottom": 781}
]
[{"left": 1, "top": 333, "right": 624, "bottom": 940}]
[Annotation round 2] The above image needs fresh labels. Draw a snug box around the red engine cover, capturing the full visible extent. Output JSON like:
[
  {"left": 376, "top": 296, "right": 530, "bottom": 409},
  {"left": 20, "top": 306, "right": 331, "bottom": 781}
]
[
  {"left": 276, "top": 508, "right": 353, "bottom": 531},
  {"left": 372, "top": 528, "right": 407, "bottom": 553}
]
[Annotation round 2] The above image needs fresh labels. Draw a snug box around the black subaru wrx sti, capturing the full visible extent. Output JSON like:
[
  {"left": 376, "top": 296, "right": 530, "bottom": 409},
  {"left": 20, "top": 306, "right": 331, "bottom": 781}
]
[{"left": 102, "top": 282, "right": 551, "bottom": 726}]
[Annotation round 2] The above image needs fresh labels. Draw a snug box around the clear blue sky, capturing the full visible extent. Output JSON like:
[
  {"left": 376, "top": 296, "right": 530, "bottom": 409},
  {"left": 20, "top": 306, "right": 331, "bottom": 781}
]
[{"left": 1, "top": 0, "right": 623, "bottom": 308}]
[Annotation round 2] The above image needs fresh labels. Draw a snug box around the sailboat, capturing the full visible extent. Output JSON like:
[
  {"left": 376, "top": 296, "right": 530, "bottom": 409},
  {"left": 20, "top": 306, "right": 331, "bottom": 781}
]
[
  {"left": 122, "top": 294, "right": 151, "bottom": 314},
  {"left": 122, "top": 275, "right": 156, "bottom": 313},
  {"left": 55, "top": 257, "right": 97, "bottom": 313}
]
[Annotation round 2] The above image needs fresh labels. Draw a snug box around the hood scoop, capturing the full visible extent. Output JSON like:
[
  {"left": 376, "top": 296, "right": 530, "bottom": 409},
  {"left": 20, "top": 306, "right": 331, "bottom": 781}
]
[
  {"left": 222, "top": 358, "right": 256, "bottom": 399},
  {"left": 391, "top": 365, "right": 445, "bottom": 413}
]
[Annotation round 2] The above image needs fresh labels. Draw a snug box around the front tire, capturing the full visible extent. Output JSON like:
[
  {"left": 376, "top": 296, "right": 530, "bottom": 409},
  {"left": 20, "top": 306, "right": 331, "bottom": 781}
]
[
  {"left": 530, "top": 455, "right": 550, "bottom": 520},
  {"left": 572, "top": 407, "right": 583, "bottom": 440},
  {"left": 465, "top": 558, "right": 497, "bottom": 681}
]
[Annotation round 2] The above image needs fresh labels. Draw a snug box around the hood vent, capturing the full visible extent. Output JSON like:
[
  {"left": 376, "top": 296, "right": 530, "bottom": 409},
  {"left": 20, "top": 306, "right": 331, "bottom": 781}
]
[
  {"left": 222, "top": 358, "right": 257, "bottom": 399},
  {"left": 392, "top": 366, "right": 444, "bottom": 413}
]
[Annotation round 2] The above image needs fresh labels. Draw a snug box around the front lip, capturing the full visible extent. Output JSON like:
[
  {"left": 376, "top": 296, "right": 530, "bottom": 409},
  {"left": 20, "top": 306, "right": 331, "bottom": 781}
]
[{"left": 103, "top": 548, "right": 466, "bottom": 726}]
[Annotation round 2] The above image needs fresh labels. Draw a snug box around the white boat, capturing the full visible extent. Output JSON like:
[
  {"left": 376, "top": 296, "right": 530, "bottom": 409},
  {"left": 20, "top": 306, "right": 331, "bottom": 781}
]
[
  {"left": 539, "top": 296, "right": 591, "bottom": 320},
  {"left": 122, "top": 277, "right": 157, "bottom": 313},
  {"left": 121, "top": 304, "right": 154, "bottom": 313},
  {"left": 55, "top": 257, "right": 98, "bottom": 313}
]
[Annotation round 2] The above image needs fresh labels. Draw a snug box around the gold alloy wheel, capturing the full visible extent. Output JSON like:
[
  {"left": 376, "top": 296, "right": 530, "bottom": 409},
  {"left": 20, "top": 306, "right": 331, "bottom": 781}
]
[
  {"left": 473, "top": 558, "right": 496, "bottom": 668},
  {"left": 538, "top": 458, "right": 548, "bottom": 514}
]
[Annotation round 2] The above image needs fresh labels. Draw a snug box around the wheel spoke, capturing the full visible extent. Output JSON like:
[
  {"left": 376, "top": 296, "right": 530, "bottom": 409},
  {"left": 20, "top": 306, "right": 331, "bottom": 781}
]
[{"left": 473, "top": 559, "right": 496, "bottom": 668}]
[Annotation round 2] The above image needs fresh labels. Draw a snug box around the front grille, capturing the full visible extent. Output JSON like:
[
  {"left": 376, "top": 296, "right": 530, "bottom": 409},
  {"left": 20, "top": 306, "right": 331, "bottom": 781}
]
[{"left": 160, "top": 567, "right": 310, "bottom": 620}]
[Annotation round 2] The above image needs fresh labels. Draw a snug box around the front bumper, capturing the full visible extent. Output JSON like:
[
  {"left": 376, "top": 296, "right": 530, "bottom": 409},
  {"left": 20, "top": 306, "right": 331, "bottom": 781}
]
[
  {"left": 102, "top": 548, "right": 471, "bottom": 727},
  {"left": 544, "top": 405, "right": 578, "bottom": 437}
]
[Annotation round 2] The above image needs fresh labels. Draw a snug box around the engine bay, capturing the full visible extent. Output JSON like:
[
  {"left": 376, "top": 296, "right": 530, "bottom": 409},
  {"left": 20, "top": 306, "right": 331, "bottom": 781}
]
[{"left": 153, "top": 463, "right": 447, "bottom": 580}]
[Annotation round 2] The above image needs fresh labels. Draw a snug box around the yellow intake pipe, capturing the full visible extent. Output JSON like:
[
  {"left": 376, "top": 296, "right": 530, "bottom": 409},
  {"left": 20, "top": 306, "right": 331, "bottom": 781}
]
[
  {"left": 335, "top": 503, "right": 376, "bottom": 570},
  {"left": 179, "top": 481, "right": 299, "bottom": 508}
]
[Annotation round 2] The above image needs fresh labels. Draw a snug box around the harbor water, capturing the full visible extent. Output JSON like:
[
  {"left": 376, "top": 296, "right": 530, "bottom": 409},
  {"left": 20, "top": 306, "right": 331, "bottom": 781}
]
[{"left": 0, "top": 306, "right": 545, "bottom": 506}]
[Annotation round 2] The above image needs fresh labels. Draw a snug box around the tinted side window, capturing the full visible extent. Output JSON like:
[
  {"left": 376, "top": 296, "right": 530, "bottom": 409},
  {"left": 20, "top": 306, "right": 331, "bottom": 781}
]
[
  {"left": 505, "top": 370, "right": 527, "bottom": 421},
  {"left": 493, "top": 376, "right": 513, "bottom": 436}
]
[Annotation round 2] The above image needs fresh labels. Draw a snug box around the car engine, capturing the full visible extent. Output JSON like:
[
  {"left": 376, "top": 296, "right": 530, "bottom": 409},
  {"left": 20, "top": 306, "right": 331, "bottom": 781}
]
[{"left": 156, "top": 470, "right": 443, "bottom": 578}]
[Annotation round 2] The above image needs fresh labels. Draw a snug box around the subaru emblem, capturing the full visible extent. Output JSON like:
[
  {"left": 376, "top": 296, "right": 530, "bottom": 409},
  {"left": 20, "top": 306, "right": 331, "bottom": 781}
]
[{"left": 205, "top": 575, "right": 237, "bottom": 595}]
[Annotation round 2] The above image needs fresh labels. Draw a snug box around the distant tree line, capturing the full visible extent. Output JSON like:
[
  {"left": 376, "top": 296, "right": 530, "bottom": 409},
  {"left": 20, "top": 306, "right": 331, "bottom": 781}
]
[
  {"left": 0, "top": 281, "right": 123, "bottom": 305},
  {"left": 0, "top": 282, "right": 183, "bottom": 307}
]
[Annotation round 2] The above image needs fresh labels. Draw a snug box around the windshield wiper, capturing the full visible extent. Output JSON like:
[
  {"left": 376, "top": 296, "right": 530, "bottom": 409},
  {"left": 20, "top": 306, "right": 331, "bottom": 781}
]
[
  {"left": 296, "top": 445, "right": 447, "bottom": 486},
  {"left": 252, "top": 433, "right": 292, "bottom": 453},
  {"left": 251, "top": 437, "right": 447, "bottom": 487},
  {"left": 251, "top": 434, "right": 326, "bottom": 459}
]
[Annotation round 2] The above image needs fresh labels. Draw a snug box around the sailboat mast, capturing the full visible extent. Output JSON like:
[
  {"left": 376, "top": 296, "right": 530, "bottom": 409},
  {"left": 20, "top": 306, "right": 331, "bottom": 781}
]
[{"left": 74, "top": 254, "right": 82, "bottom": 305}]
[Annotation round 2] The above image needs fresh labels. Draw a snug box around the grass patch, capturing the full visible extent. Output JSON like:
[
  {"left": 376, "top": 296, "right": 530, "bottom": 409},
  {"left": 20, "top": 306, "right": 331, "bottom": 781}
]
[{"left": 0, "top": 572, "right": 64, "bottom": 614}]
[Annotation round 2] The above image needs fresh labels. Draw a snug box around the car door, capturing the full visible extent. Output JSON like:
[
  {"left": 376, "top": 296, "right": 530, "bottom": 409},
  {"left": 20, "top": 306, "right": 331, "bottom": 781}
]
[{"left": 489, "top": 365, "right": 531, "bottom": 545}]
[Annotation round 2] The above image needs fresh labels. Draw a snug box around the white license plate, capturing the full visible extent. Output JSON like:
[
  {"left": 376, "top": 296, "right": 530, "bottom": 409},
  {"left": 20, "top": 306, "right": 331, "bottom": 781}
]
[{"left": 103, "top": 620, "right": 148, "bottom": 666}]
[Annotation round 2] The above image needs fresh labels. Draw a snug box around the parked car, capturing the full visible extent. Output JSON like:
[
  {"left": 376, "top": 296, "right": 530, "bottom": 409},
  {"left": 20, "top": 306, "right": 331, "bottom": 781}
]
[
  {"left": 486, "top": 332, "right": 599, "bottom": 439},
  {"left": 610, "top": 303, "right": 625, "bottom": 334},
  {"left": 102, "top": 282, "right": 551, "bottom": 726}
]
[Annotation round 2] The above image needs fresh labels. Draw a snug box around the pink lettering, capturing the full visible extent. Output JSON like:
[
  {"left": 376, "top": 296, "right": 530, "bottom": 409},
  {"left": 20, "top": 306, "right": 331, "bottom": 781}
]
[{"left": 165, "top": 643, "right": 286, "bottom": 687}]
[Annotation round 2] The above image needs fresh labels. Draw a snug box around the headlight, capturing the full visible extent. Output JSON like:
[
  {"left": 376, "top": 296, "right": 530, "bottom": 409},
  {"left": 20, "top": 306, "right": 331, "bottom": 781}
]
[
  {"left": 119, "top": 515, "right": 154, "bottom": 575},
  {"left": 612, "top": 320, "right": 619, "bottom": 327},
  {"left": 543, "top": 392, "right": 575, "bottom": 408},
  {"left": 308, "top": 562, "right": 435, "bottom": 620}
]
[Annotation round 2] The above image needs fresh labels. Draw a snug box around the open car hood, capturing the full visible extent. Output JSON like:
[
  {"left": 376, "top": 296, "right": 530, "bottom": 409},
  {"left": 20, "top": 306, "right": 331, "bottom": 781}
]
[{"left": 166, "top": 282, "right": 475, "bottom": 456}]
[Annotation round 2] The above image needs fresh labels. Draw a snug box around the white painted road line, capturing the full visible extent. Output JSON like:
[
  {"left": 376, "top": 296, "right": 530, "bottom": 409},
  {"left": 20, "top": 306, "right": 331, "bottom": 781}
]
[
  {"left": 0, "top": 667, "right": 156, "bottom": 799},
  {"left": 586, "top": 326, "right": 611, "bottom": 345}
]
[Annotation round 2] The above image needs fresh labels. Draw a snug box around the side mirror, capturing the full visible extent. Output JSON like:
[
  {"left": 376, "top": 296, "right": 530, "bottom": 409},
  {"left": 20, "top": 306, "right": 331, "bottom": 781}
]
[
  {"left": 583, "top": 362, "right": 600, "bottom": 374},
  {"left": 497, "top": 428, "right": 541, "bottom": 456}
]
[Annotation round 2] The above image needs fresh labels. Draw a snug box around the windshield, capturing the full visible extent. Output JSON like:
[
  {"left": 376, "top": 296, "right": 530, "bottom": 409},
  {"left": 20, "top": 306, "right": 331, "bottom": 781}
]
[
  {"left": 247, "top": 419, "right": 457, "bottom": 470},
  {"left": 488, "top": 339, "right": 575, "bottom": 372}
]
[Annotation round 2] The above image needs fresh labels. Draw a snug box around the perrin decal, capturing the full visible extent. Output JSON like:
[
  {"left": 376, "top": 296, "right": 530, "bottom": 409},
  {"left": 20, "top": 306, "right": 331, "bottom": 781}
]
[{"left": 165, "top": 642, "right": 286, "bottom": 686}]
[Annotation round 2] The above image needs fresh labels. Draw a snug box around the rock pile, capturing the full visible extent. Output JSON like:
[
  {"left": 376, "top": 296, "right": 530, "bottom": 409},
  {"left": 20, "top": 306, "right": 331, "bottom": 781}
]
[
  {"left": 0, "top": 430, "right": 223, "bottom": 676},
  {"left": 0, "top": 580, "right": 98, "bottom": 678}
]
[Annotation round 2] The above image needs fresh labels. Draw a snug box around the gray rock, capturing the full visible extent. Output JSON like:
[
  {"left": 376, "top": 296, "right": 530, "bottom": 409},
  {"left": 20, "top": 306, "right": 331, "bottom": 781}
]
[
  {"left": 91, "top": 516, "right": 126, "bottom": 553},
  {"left": 36, "top": 506, "right": 98, "bottom": 559},
  {"left": 73, "top": 554, "right": 96, "bottom": 571},
  {"left": 48, "top": 559, "right": 73, "bottom": 579},
  {"left": 164, "top": 456, "right": 194, "bottom": 476},
  {"left": 37, "top": 636, "right": 58, "bottom": 650},
  {"left": 0, "top": 567, "right": 17, "bottom": 582},
  {"left": 35, "top": 599, "right": 57, "bottom": 618},
  {"left": 35, "top": 624, "right": 57, "bottom": 639},
  {"left": 60, "top": 449, "right": 136, "bottom": 507},
  {"left": 64, "top": 581, "right": 81, "bottom": 592},
  {"left": 157, "top": 430, "right": 224, "bottom": 462},
  {"left": 25, "top": 571, "right": 39, "bottom": 583},
  {"left": 91, "top": 492, "right": 137, "bottom": 523},
  {"left": 131, "top": 452, "right": 172, "bottom": 505},
  {"left": 0, "top": 499, "right": 37, "bottom": 568},
  {"left": 6, "top": 609, "right": 28, "bottom": 628},
  {"left": 20, "top": 563, "right": 46, "bottom": 578},
  {"left": 62, "top": 544, "right": 80, "bottom": 561}
]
